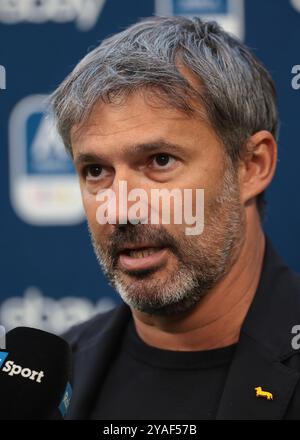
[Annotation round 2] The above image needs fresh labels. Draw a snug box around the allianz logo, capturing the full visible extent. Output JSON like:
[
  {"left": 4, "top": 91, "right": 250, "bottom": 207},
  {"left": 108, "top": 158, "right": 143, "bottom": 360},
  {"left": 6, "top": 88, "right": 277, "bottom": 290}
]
[
  {"left": 0, "top": 352, "right": 44, "bottom": 383},
  {"left": 0, "top": 0, "right": 106, "bottom": 31}
]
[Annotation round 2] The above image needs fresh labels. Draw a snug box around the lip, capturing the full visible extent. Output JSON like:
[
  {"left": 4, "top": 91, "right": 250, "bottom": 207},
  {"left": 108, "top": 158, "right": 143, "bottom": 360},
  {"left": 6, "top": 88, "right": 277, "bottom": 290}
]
[
  {"left": 118, "top": 247, "right": 169, "bottom": 271},
  {"left": 118, "top": 243, "right": 162, "bottom": 252}
]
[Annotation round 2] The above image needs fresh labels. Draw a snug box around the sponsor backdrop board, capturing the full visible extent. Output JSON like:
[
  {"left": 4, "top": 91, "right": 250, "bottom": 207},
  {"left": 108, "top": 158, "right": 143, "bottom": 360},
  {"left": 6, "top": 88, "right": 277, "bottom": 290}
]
[{"left": 0, "top": 0, "right": 299, "bottom": 334}]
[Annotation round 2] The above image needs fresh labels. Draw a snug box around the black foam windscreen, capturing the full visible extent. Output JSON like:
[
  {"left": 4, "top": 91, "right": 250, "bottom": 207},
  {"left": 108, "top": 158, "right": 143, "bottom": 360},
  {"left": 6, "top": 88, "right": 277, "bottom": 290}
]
[{"left": 0, "top": 327, "right": 72, "bottom": 420}]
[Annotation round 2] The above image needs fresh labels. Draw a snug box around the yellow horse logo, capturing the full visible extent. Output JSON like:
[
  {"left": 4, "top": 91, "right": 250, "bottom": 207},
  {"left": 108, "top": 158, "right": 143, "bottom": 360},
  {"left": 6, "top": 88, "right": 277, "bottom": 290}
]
[{"left": 255, "top": 386, "right": 273, "bottom": 400}]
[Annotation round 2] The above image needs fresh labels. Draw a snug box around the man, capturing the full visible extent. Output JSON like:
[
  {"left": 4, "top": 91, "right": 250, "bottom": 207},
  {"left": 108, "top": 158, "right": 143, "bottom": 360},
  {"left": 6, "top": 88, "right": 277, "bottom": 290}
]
[{"left": 51, "top": 16, "right": 300, "bottom": 420}]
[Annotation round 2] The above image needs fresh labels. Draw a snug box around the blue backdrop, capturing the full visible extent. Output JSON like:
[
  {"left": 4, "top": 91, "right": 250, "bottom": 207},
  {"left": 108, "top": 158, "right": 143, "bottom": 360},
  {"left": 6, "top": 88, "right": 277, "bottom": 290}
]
[{"left": 0, "top": 0, "right": 299, "bottom": 333}]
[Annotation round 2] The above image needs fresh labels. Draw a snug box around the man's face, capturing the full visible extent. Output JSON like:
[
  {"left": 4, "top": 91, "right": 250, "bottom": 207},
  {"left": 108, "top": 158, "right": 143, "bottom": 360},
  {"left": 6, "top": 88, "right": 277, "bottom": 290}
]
[{"left": 71, "top": 92, "right": 246, "bottom": 316}]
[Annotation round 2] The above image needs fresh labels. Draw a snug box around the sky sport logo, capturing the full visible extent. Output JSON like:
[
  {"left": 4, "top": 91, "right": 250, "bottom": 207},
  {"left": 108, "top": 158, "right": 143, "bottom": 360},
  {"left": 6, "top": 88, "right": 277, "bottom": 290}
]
[
  {"left": 0, "top": 356, "right": 45, "bottom": 384},
  {"left": 0, "top": 327, "right": 44, "bottom": 384},
  {"left": 0, "top": 351, "right": 9, "bottom": 369},
  {"left": 1, "top": 361, "right": 44, "bottom": 383}
]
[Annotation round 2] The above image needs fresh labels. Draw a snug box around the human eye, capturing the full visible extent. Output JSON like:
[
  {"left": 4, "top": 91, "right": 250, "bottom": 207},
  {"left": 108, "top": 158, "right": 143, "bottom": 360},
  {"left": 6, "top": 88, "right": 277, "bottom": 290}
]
[
  {"left": 150, "top": 153, "right": 177, "bottom": 170},
  {"left": 82, "top": 164, "right": 108, "bottom": 182}
]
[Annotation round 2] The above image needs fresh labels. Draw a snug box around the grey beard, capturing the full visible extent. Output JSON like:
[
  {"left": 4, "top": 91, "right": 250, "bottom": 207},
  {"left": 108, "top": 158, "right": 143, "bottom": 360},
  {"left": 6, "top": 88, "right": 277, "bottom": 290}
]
[
  {"left": 88, "top": 164, "right": 245, "bottom": 317},
  {"left": 91, "top": 236, "right": 219, "bottom": 316}
]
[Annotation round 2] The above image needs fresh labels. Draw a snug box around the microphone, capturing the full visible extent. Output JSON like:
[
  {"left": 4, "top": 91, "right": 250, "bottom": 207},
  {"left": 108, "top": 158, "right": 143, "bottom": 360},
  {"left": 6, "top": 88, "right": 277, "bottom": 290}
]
[{"left": 0, "top": 327, "right": 72, "bottom": 420}]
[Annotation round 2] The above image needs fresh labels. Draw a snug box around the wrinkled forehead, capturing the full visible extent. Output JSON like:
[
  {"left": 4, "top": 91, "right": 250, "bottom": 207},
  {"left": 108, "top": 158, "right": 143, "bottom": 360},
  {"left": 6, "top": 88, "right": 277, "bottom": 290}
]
[
  {"left": 70, "top": 86, "right": 211, "bottom": 150},
  {"left": 69, "top": 92, "right": 227, "bottom": 178}
]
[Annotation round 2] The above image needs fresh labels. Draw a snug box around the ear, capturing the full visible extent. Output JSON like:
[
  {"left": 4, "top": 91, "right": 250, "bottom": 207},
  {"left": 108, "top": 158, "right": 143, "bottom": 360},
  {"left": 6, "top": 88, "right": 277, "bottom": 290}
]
[{"left": 239, "top": 130, "right": 278, "bottom": 205}]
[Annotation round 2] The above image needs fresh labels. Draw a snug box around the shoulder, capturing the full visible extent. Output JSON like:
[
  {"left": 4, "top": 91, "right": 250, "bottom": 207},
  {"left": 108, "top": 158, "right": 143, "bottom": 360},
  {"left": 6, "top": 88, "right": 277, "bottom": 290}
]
[{"left": 61, "top": 302, "right": 131, "bottom": 353}]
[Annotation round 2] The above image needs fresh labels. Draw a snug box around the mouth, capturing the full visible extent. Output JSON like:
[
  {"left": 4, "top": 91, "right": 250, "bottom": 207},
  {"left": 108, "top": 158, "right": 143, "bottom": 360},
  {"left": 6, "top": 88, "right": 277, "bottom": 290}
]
[{"left": 117, "top": 246, "right": 169, "bottom": 271}]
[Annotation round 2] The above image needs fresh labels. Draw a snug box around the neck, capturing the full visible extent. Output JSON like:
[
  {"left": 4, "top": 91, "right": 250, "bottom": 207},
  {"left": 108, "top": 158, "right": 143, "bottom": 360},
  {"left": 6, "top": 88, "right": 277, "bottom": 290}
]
[{"left": 131, "top": 214, "right": 266, "bottom": 351}]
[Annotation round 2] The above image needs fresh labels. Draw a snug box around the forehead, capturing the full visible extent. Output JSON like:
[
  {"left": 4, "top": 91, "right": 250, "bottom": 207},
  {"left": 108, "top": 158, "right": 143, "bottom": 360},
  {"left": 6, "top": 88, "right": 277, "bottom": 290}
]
[{"left": 70, "top": 92, "right": 222, "bottom": 157}]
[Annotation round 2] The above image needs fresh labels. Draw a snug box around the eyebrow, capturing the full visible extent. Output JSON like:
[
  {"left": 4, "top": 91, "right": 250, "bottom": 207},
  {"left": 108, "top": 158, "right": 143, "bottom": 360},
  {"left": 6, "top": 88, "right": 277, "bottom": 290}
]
[{"left": 74, "top": 140, "right": 187, "bottom": 166}]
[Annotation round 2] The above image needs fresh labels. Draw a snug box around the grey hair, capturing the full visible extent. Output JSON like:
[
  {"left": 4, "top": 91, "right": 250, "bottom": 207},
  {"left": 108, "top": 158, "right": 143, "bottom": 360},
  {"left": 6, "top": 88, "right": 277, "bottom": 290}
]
[{"left": 50, "top": 15, "right": 279, "bottom": 219}]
